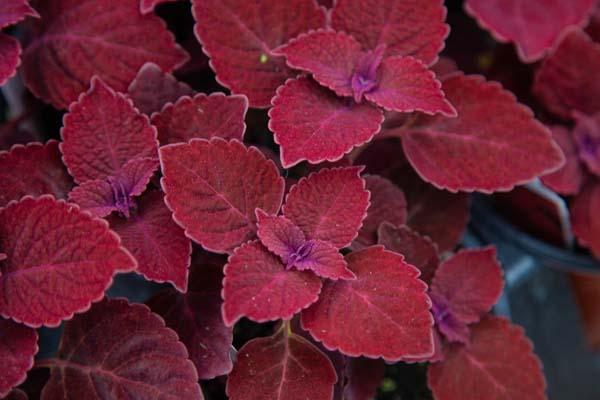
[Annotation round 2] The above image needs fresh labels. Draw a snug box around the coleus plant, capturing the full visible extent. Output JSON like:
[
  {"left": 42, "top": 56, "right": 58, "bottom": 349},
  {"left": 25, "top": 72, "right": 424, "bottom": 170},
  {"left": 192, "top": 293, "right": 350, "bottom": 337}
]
[{"left": 0, "top": 0, "right": 565, "bottom": 399}]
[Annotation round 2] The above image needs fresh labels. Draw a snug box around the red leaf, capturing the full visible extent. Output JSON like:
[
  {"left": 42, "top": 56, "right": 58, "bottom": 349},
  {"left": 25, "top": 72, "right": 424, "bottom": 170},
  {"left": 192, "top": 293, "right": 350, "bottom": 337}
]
[
  {"left": 160, "top": 138, "right": 284, "bottom": 254},
  {"left": 283, "top": 166, "right": 370, "bottom": 248},
  {"left": 431, "top": 56, "right": 459, "bottom": 78},
  {"left": 222, "top": 241, "right": 322, "bottom": 326},
  {"left": 40, "top": 298, "right": 203, "bottom": 400},
  {"left": 0, "top": 196, "right": 136, "bottom": 327},
  {"left": 147, "top": 252, "right": 233, "bottom": 380},
  {"left": 0, "top": 318, "right": 38, "bottom": 398},
  {"left": 341, "top": 357, "right": 385, "bottom": 400},
  {"left": 0, "top": 0, "right": 38, "bottom": 28},
  {"left": 256, "top": 210, "right": 306, "bottom": 261},
  {"left": 269, "top": 77, "right": 383, "bottom": 168},
  {"left": 22, "top": 0, "right": 188, "bottom": 109},
  {"left": 0, "top": 34, "right": 20, "bottom": 86},
  {"left": 377, "top": 222, "right": 439, "bottom": 285},
  {"left": 353, "top": 175, "right": 407, "bottom": 249},
  {"left": 109, "top": 191, "right": 191, "bottom": 292},
  {"left": 541, "top": 126, "right": 586, "bottom": 195},
  {"left": 399, "top": 74, "right": 565, "bottom": 193},
  {"left": 294, "top": 241, "right": 354, "bottom": 280},
  {"left": 140, "top": 0, "right": 178, "bottom": 14},
  {"left": 226, "top": 326, "right": 337, "bottom": 400},
  {"left": 533, "top": 30, "right": 600, "bottom": 119},
  {"left": 572, "top": 112, "right": 600, "bottom": 177},
  {"left": 465, "top": 0, "right": 595, "bottom": 62},
  {"left": 60, "top": 77, "right": 158, "bottom": 184},
  {"left": 301, "top": 246, "right": 434, "bottom": 361},
  {"left": 428, "top": 316, "right": 546, "bottom": 400},
  {"left": 152, "top": 93, "right": 248, "bottom": 145},
  {"left": 0, "top": 140, "right": 73, "bottom": 207},
  {"left": 331, "top": 0, "right": 449, "bottom": 65},
  {"left": 192, "top": 0, "right": 326, "bottom": 108},
  {"left": 571, "top": 180, "right": 600, "bottom": 258},
  {"left": 430, "top": 248, "right": 504, "bottom": 343},
  {"left": 4, "top": 389, "right": 28, "bottom": 400},
  {"left": 127, "top": 62, "right": 194, "bottom": 116}
]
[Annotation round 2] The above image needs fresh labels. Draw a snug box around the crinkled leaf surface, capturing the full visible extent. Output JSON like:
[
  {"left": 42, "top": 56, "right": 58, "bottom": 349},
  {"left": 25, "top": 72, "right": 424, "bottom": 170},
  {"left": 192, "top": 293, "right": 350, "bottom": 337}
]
[
  {"left": 140, "top": 0, "right": 178, "bottom": 14},
  {"left": 152, "top": 93, "right": 248, "bottom": 145},
  {"left": 222, "top": 241, "right": 322, "bottom": 326},
  {"left": 109, "top": 191, "right": 191, "bottom": 292},
  {"left": 269, "top": 77, "right": 383, "bottom": 168},
  {"left": 572, "top": 112, "right": 600, "bottom": 176},
  {"left": 428, "top": 316, "right": 546, "bottom": 400},
  {"left": 0, "top": 34, "right": 20, "bottom": 86},
  {"left": 226, "top": 327, "right": 337, "bottom": 400},
  {"left": 301, "top": 246, "right": 434, "bottom": 361},
  {"left": 22, "top": 0, "right": 188, "bottom": 109},
  {"left": 465, "top": 0, "right": 595, "bottom": 62},
  {"left": 0, "top": 318, "right": 38, "bottom": 398},
  {"left": 147, "top": 252, "right": 233, "bottom": 380},
  {"left": 0, "top": 0, "right": 38, "bottom": 28},
  {"left": 128, "top": 62, "right": 194, "bottom": 116},
  {"left": 0, "top": 196, "right": 136, "bottom": 327},
  {"left": 331, "top": 0, "right": 448, "bottom": 65},
  {"left": 571, "top": 180, "right": 600, "bottom": 258},
  {"left": 0, "top": 140, "right": 73, "bottom": 207},
  {"left": 400, "top": 74, "right": 565, "bottom": 193},
  {"left": 41, "top": 298, "right": 203, "bottom": 400},
  {"left": 283, "top": 166, "right": 370, "bottom": 248},
  {"left": 256, "top": 211, "right": 306, "bottom": 262},
  {"left": 60, "top": 77, "right": 158, "bottom": 184},
  {"left": 160, "top": 138, "right": 284, "bottom": 253},
  {"left": 541, "top": 126, "right": 585, "bottom": 195},
  {"left": 534, "top": 30, "right": 600, "bottom": 119},
  {"left": 192, "top": 0, "right": 326, "bottom": 107}
]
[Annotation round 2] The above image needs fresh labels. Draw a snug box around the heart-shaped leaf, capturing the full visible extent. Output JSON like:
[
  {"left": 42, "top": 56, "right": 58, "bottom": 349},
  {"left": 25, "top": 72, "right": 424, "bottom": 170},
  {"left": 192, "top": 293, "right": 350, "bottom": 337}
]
[
  {"left": 0, "top": 318, "right": 38, "bottom": 398},
  {"left": 571, "top": 180, "right": 600, "bottom": 259},
  {"left": 541, "top": 126, "right": 586, "bottom": 195}
]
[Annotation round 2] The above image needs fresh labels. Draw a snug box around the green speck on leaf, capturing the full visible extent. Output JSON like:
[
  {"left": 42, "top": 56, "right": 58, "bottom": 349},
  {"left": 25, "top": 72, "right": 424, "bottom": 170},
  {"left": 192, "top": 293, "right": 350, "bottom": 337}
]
[
  {"left": 380, "top": 378, "right": 397, "bottom": 393},
  {"left": 259, "top": 53, "right": 268, "bottom": 64}
]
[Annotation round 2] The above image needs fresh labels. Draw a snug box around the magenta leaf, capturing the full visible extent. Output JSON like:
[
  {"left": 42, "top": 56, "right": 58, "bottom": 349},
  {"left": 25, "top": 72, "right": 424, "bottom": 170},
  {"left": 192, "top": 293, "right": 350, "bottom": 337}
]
[
  {"left": 428, "top": 316, "right": 546, "bottom": 400},
  {"left": 0, "top": 140, "right": 73, "bottom": 207},
  {"left": 147, "top": 252, "right": 233, "bottom": 380},
  {"left": 0, "top": 196, "right": 136, "bottom": 327},
  {"left": 152, "top": 93, "right": 248, "bottom": 145},
  {"left": 0, "top": 318, "right": 38, "bottom": 398},
  {"left": 128, "top": 62, "right": 194, "bottom": 116},
  {"left": 269, "top": 77, "right": 383, "bottom": 168},
  {"left": 399, "top": 74, "right": 565, "bottom": 193},
  {"left": 430, "top": 248, "right": 504, "bottom": 343},
  {"left": 283, "top": 166, "right": 370, "bottom": 248},
  {"left": 571, "top": 180, "right": 600, "bottom": 259},
  {"left": 465, "top": 0, "right": 595, "bottom": 62},
  {"left": 160, "top": 138, "right": 284, "bottom": 254},
  {"left": 22, "top": 0, "right": 188, "bottom": 109},
  {"left": 256, "top": 210, "right": 306, "bottom": 262},
  {"left": 377, "top": 222, "right": 440, "bottom": 285},
  {"left": 301, "top": 246, "right": 434, "bottom": 361},
  {"left": 109, "top": 191, "right": 191, "bottom": 292},
  {"left": 192, "top": 0, "right": 326, "bottom": 108},
  {"left": 572, "top": 112, "right": 600, "bottom": 177},
  {"left": 222, "top": 241, "right": 322, "bottom": 326},
  {"left": 40, "top": 298, "right": 203, "bottom": 400},
  {"left": 140, "top": 0, "right": 178, "bottom": 14},
  {"left": 0, "top": 0, "right": 38, "bottom": 28},
  {"left": 0, "top": 34, "right": 20, "bottom": 86},
  {"left": 541, "top": 126, "right": 586, "bottom": 195},
  {"left": 353, "top": 175, "right": 407, "bottom": 249},
  {"left": 226, "top": 326, "right": 337, "bottom": 400},
  {"left": 60, "top": 77, "right": 159, "bottom": 184},
  {"left": 331, "top": 0, "right": 449, "bottom": 65}
]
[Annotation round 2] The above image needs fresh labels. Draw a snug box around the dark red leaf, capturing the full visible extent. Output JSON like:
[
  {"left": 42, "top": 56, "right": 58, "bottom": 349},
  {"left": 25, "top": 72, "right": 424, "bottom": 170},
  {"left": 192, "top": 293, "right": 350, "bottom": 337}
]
[
  {"left": 0, "top": 196, "right": 136, "bottom": 327},
  {"left": 377, "top": 222, "right": 439, "bottom": 285},
  {"left": 269, "top": 77, "right": 383, "bottom": 168},
  {"left": 399, "top": 74, "right": 565, "bottom": 192},
  {"left": 331, "top": 0, "right": 448, "bottom": 65},
  {"left": 22, "top": 0, "right": 188, "bottom": 109},
  {"left": 109, "top": 191, "right": 191, "bottom": 292},
  {"left": 0, "top": 0, "right": 38, "bottom": 28},
  {"left": 0, "top": 34, "right": 20, "bottom": 86},
  {"left": 222, "top": 241, "right": 322, "bottom": 326},
  {"left": 140, "top": 0, "right": 178, "bottom": 14},
  {"left": 341, "top": 357, "right": 385, "bottom": 400},
  {"left": 465, "top": 0, "right": 595, "bottom": 62},
  {"left": 226, "top": 326, "right": 337, "bottom": 400},
  {"left": 283, "top": 166, "right": 370, "bottom": 248},
  {"left": 301, "top": 246, "right": 434, "bottom": 361},
  {"left": 256, "top": 210, "right": 306, "bottom": 261},
  {"left": 40, "top": 298, "right": 203, "bottom": 400},
  {"left": 353, "top": 175, "right": 407, "bottom": 249},
  {"left": 430, "top": 248, "right": 504, "bottom": 343},
  {"left": 0, "top": 318, "right": 37, "bottom": 398},
  {"left": 127, "top": 62, "right": 194, "bottom": 116},
  {"left": 534, "top": 30, "right": 600, "bottom": 119},
  {"left": 428, "top": 316, "right": 546, "bottom": 400},
  {"left": 152, "top": 93, "right": 248, "bottom": 145},
  {"left": 571, "top": 180, "right": 600, "bottom": 259},
  {"left": 0, "top": 140, "right": 73, "bottom": 207},
  {"left": 192, "top": 0, "right": 326, "bottom": 107},
  {"left": 431, "top": 56, "right": 459, "bottom": 78},
  {"left": 147, "top": 252, "right": 233, "bottom": 380},
  {"left": 60, "top": 77, "right": 158, "bottom": 184},
  {"left": 572, "top": 112, "right": 600, "bottom": 176},
  {"left": 160, "top": 138, "right": 284, "bottom": 254},
  {"left": 541, "top": 126, "right": 586, "bottom": 195},
  {"left": 4, "top": 389, "right": 28, "bottom": 400}
]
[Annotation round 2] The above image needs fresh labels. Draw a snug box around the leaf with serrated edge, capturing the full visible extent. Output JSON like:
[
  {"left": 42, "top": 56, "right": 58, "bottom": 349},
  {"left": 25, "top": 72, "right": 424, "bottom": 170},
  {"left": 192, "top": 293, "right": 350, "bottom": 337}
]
[
  {"left": 0, "top": 34, "right": 21, "bottom": 86},
  {"left": 0, "top": 0, "right": 38, "bottom": 29},
  {"left": 0, "top": 318, "right": 38, "bottom": 398},
  {"left": 541, "top": 126, "right": 586, "bottom": 195}
]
